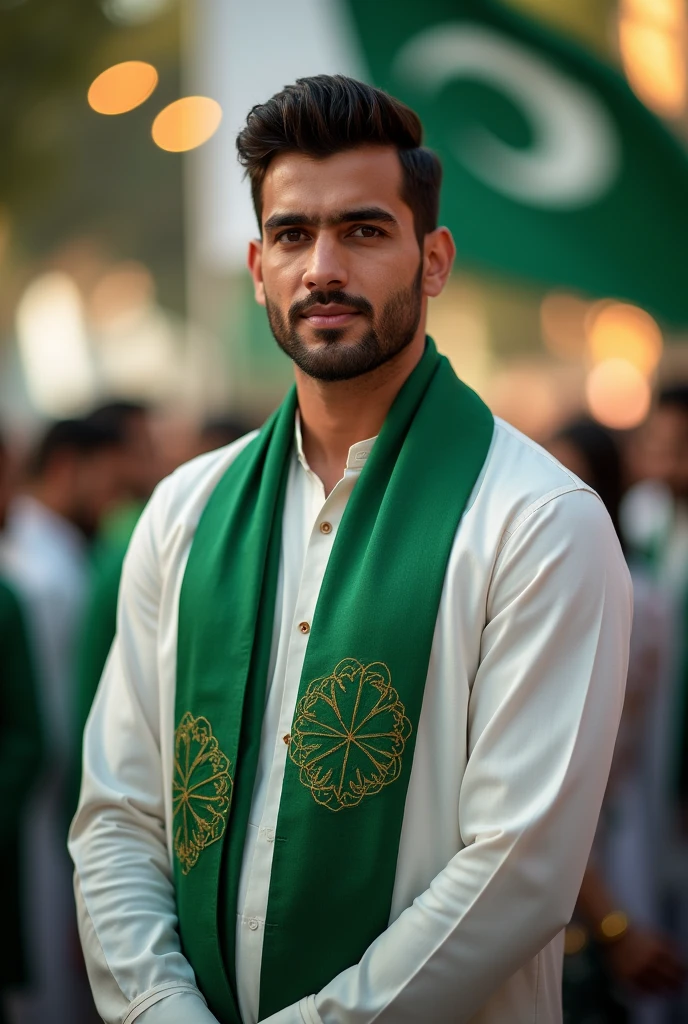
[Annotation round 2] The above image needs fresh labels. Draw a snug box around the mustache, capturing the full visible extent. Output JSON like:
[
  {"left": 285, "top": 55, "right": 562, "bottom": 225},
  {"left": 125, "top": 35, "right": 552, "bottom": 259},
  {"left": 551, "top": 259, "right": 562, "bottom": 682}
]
[{"left": 289, "top": 290, "right": 374, "bottom": 323}]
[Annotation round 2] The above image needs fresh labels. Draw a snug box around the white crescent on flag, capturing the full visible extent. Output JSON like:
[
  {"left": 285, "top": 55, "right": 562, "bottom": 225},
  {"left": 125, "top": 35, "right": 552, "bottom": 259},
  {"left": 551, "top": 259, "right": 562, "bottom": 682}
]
[{"left": 393, "top": 23, "right": 621, "bottom": 209}]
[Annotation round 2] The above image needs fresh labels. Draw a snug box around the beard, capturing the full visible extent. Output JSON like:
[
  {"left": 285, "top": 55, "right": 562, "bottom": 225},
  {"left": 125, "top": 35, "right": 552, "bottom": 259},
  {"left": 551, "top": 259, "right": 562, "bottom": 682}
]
[{"left": 264, "top": 262, "right": 423, "bottom": 383}]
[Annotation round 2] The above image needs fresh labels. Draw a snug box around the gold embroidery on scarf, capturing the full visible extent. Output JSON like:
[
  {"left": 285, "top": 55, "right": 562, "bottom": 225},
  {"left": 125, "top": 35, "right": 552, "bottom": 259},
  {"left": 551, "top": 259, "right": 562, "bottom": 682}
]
[
  {"left": 173, "top": 712, "right": 233, "bottom": 874},
  {"left": 289, "top": 658, "right": 412, "bottom": 812}
]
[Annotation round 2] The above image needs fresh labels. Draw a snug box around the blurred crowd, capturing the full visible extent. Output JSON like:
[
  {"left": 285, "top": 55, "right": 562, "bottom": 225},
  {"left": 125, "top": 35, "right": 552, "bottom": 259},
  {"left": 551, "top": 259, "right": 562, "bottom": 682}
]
[
  {"left": 0, "top": 402, "right": 252, "bottom": 1024},
  {"left": 2, "top": 386, "right": 688, "bottom": 1024}
]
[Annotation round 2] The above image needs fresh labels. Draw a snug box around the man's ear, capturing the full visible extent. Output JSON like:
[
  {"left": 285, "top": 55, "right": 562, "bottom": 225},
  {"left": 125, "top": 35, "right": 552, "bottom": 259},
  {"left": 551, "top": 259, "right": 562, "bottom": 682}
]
[
  {"left": 248, "top": 238, "right": 266, "bottom": 306},
  {"left": 422, "top": 227, "right": 456, "bottom": 299}
]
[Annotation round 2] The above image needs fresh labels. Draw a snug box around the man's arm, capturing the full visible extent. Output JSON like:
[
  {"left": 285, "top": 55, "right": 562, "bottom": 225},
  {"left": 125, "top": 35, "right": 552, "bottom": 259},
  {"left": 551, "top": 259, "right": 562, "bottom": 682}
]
[
  {"left": 69, "top": 482, "right": 216, "bottom": 1024},
  {"left": 266, "top": 488, "right": 632, "bottom": 1024}
]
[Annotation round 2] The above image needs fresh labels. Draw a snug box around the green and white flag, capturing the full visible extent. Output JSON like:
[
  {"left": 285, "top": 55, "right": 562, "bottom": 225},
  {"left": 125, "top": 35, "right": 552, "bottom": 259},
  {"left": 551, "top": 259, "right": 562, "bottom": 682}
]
[
  {"left": 189, "top": 0, "right": 688, "bottom": 330},
  {"left": 347, "top": 0, "right": 688, "bottom": 325}
]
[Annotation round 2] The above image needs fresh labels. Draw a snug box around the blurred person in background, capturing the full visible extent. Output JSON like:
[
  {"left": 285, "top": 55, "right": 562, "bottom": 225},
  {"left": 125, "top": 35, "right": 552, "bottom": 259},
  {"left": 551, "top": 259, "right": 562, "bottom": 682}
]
[
  {"left": 549, "top": 419, "right": 685, "bottom": 1024},
  {"left": 197, "top": 416, "right": 258, "bottom": 456},
  {"left": 622, "top": 386, "right": 688, "bottom": 1018},
  {"left": 624, "top": 387, "right": 688, "bottom": 799},
  {"left": 73, "top": 405, "right": 254, "bottom": 768},
  {"left": 72, "top": 402, "right": 161, "bottom": 763},
  {"left": 0, "top": 431, "right": 43, "bottom": 1024},
  {"left": 71, "top": 408, "right": 253, "bottom": 821},
  {"left": 0, "top": 417, "right": 126, "bottom": 1024}
]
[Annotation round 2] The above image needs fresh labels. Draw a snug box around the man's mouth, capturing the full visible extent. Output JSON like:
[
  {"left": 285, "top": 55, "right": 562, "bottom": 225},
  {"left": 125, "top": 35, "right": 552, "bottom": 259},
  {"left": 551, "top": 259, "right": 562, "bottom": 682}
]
[{"left": 301, "top": 304, "right": 361, "bottom": 328}]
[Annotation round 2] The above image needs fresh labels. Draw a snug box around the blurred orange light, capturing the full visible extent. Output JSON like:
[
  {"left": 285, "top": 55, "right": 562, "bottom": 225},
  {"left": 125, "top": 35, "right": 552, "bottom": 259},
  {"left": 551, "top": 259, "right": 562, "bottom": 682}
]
[
  {"left": 587, "top": 302, "right": 663, "bottom": 375},
  {"left": 88, "top": 61, "right": 158, "bottom": 115},
  {"left": 152, "top": 97, "right": 222, "bottom": 152},
  {"left": 623, "top": 0, "right": 682, "bottom": 28},
  {"left": 619, "top": 0, "right": 686, "bottom": 118},
  {"left": 586, "top": 358, "right": 651, "bottom": 430}
]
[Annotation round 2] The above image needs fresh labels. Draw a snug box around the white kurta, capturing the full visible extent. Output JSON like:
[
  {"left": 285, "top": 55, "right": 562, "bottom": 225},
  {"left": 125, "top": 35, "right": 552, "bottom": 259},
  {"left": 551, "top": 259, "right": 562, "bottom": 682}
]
[{"left": 70, "top": 416, "right": 632, "bottom": 1024}]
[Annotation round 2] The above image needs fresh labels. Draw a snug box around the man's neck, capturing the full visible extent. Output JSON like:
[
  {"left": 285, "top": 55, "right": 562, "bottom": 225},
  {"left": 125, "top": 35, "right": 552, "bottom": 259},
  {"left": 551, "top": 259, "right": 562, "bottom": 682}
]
[{"left": 296, "top": 331, "right": 426, "bottom": 496}]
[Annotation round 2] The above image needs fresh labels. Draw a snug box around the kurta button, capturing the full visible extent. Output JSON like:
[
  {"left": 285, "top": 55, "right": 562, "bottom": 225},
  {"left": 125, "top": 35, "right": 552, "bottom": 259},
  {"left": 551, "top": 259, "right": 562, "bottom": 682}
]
[
  {"left": 298, "top": 621, "right": 310, "bottom": 634},
  {"left": 320, "top": 521, "right": 332, "bottom": 534},
  {"left": 283, "top": 733, "right": 291, "bottom": 745},
  {"left": 248, "top": 918, "right": 259, "bottom": 931}
]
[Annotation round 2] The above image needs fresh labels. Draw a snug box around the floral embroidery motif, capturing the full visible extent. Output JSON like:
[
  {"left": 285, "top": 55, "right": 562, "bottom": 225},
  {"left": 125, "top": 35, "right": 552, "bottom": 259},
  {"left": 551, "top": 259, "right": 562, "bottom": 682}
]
[
  {"left": 173, "top": 712, "right": 232, "bottom": 874},
  {"left": 289, "top": 658, "right": 412, "bottom": 812}
]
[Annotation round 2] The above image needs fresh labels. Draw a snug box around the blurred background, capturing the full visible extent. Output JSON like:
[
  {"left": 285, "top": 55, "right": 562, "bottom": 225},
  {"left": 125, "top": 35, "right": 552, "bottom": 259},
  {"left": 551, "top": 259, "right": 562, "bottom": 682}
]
[
  {"left": 1, "top": 1, "right": 688, "bottom": 1023},
  {"left": 0, "top": 0, "right": 686, "bottom": 439}
]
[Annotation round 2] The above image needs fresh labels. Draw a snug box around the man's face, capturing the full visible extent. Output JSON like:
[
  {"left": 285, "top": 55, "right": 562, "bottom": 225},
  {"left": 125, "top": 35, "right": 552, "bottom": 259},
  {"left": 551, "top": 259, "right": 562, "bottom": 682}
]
[
  {"left": 0, "top": 448, "right": 15, "bottom": 530},
  {"left": 635, "top": 405, "right": 688, "bottom": 498},
  {"left": 65, "top": 448, "right": 128, "bottom": 539},
  {"left": 249, "top": 146, "right": 429, "bottom": 382},
  {"left": 122, "top": 412, "right": 160, "bottom": 501}
]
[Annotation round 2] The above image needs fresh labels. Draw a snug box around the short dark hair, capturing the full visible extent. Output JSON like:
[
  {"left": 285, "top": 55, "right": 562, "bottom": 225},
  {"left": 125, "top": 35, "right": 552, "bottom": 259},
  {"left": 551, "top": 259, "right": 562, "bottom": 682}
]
[
  {"left": 658, "top": 384, "right": 688, "bottom": 413},
  {"left": 29, "top": 418, "right": 124, "bottom": 477},
  {"left": 86, "top": 400, "right": 150, "bottom": 436},
  {"left": 554, "top": 418, "right": 624, "bottom": 544},
  {"left": 236, "top": 75, "right": 442, "bottom": 245}
]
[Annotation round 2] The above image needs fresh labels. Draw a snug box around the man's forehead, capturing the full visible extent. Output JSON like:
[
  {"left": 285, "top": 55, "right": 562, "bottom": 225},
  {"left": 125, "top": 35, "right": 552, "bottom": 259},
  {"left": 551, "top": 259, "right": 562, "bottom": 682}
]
[{"left": 262, "top": 146, "right": 405, "bottom": 218}]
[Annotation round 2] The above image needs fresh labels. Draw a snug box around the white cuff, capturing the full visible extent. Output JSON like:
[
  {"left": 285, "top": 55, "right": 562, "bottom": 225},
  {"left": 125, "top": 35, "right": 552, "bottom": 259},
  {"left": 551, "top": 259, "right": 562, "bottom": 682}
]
[
  {"left": 261, "top": 994, "right": 321, "bottom": 1023},
  {"left": 300, "top": 995, "right": 322, "bottom": 1024},
  {"left": 134, "top": 990, "right": 218, "bottom": 1024}
]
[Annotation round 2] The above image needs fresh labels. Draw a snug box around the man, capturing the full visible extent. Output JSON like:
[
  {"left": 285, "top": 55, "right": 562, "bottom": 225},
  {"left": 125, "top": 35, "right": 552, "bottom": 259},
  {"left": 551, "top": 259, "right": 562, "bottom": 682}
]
[
  {"left": 0, "top": 417, "right": 127, "bottom": 760},
  {"left": 68, "top": 402, "right": 162, "bottom": 829},
  {"left": 624, "top": 385, "right": 688, "bottom": 1017},
  {"left": 72, "top": 406, "right": 249, "bottom": 770},
  {"left": 70, "top": 76, "right": 631, "bottom": 1024},
  {"left": 0, "top": 417, "right": 125, "bottom": 1024},
  {"left": 73, "top": 403, "right": 160, "bottom": 753},
  {"left": 625, "top": 388, "right": 688, "bottom": 814},
  {"left": 0, "top": 430, "right": 43, "bottom": 1024}
]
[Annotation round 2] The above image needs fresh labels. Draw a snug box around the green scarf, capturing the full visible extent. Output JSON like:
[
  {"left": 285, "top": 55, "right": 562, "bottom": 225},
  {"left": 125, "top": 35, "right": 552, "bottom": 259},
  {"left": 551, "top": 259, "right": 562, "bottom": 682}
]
[{"left": 173, "top": 339, "right": 493, "bottom": 1021}]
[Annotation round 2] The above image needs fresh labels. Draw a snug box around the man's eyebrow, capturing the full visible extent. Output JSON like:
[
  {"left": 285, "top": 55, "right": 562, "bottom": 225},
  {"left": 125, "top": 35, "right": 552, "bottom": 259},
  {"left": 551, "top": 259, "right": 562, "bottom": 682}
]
[
  {"left": 331, "top": 207, "right": 398, "bottom": 226},
  {"left": 263, "top": 207, "right": 399, "bottom": 232},
  {"left": 263, "top": 212, "right": 314, "bottom": 231}
]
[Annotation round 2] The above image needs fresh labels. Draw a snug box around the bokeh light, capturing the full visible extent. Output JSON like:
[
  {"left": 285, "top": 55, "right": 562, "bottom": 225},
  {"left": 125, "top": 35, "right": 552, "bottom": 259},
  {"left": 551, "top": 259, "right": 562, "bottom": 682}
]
[
  {"left": 619, "top": 0, "right": 686, "bottom": 118},
  {"left": 585, "top": 357, "right": 652, "bottom": 429},
  {"left": 152, "top": 96, "right": 222, "bottom": 152},
  {"left": 89, "top": 261, "right": 155, "bottom": 325},
  {"left": 16, "top": 272, "right": 95, "bottom": 415},
  {"left": 101, "top": 0, "right": 171, "bottom": 25},
  {"left": 586, "top": 301, "right": 663, "bottom": 375},
  {"left": 624, "top": 0, "right": 682, "bottom": 26},
  {"left": 88, "top": 61, "right": 159, "bottom": 115}
]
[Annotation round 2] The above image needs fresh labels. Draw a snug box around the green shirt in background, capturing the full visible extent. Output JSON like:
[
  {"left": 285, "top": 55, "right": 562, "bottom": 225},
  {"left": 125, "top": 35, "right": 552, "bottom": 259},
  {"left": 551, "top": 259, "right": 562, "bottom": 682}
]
[{"left": 0, "top": 577, "right": 44, "bottom": 989}]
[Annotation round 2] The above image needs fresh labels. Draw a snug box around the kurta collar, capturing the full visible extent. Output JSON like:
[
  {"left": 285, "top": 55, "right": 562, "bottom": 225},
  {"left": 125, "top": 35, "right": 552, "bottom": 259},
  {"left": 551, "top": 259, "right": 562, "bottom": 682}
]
[{"left": 294, "top": 412, "right": 377, "bottom": 474}]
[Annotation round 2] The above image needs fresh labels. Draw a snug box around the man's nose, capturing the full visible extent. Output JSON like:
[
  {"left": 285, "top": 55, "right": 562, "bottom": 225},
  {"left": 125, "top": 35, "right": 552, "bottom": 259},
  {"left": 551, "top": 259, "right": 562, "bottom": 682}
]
[{"left": 302, "top": 235, "right": 348, "bottom": 293}]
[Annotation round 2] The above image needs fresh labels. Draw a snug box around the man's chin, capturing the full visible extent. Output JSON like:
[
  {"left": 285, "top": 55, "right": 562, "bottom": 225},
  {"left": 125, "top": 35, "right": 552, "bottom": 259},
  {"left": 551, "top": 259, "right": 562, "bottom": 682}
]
[
  {"left": 298, "top": 320, "right": 369, "bottom": 346},
  {"left": 304, "top": 326, "right": 348, "bottom": 345}
]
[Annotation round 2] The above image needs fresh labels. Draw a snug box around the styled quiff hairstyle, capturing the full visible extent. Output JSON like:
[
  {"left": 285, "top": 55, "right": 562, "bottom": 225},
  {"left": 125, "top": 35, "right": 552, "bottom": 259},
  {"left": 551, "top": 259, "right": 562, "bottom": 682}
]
[{"left": 236, "top": 75, "right": 442, "bottom": 246}]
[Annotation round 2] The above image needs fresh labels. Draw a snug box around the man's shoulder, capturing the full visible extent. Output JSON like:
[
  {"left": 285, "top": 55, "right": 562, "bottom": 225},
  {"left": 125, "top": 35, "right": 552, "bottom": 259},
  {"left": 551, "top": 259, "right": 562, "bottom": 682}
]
[{"left": 467, "top": 417, "right": 601, "bottom": 536}]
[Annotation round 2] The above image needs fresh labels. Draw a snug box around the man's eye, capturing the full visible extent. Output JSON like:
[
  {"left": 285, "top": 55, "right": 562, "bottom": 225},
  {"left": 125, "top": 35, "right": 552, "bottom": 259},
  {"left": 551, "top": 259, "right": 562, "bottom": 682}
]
[
  {"left": 351, "top": 225, "right": 382, "bottom": 238},
  {"left": 278, "top": 230, "right": 307, "bottom": 243}
]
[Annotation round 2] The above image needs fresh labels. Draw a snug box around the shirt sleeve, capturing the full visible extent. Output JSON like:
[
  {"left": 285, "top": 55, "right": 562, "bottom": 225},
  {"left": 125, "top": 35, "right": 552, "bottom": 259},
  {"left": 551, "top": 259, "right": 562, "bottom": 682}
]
[
  {"left": 137, "top": 991, "right": 219, "bottom": 1024},
  {"left": 265, "top": 487, "right": 631, "bottom": 1024},
  {"left": 69, "top": 482, "right": 211, "bottom": 1024}
]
